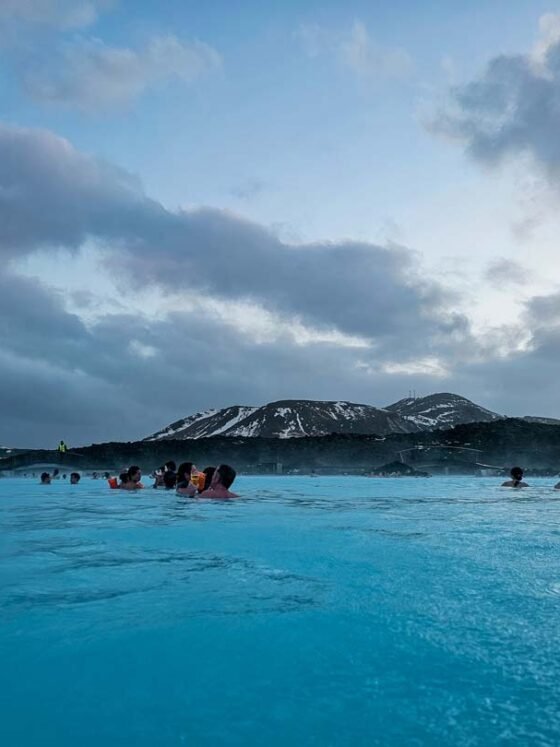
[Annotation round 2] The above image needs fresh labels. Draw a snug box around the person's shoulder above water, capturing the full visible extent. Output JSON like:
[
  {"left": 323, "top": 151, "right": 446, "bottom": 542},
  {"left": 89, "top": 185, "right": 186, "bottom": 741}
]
[
  {"left": 198, "top": 464, "right": 238, "bottom": 499},
  {"left": 176, "top": 482, "right": 197, "bottom": 496},
  {"left": 502, "top": 466, "right": 529, "bottom": 488},
  {"left": 198, "top": 487, "right": 239, "bottom": 499}
]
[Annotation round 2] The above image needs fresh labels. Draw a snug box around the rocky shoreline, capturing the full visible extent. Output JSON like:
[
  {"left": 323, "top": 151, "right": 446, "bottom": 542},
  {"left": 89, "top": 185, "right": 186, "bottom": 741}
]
[{"left": 1, "top": 419, "right": 560, "bottom": 476}]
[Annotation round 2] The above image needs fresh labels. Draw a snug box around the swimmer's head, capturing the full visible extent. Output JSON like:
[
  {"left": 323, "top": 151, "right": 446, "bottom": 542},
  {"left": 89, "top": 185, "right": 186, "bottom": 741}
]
[
  {"left": 510, "top": 466, "right": 524, "bottom": 481},
  {"left": 127, "top": 465, "right": 141, "bottom": 482},
  {"left": 177, "top": 462, "right": 193, "bottom": 483},
  {"left": 214, "top": 464, "right": 236, "bottom": 489},
  {"left": 200, "top": 466, "right": 216, "bottom": 492}
]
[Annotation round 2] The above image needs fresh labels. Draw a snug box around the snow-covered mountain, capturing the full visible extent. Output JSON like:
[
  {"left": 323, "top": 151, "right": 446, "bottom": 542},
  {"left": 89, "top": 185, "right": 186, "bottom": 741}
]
[
  {"left": 145, "top": 399, "right": 420, "bottom": 441},
  {"left": 146, "top": 393, "right": 509, "bottom": 441},
  {"left": 385, "top": 393, "right": 502, "bottom": 430},
  {"left": 147, "top": 406, "right": 257, "bottom": 441}
]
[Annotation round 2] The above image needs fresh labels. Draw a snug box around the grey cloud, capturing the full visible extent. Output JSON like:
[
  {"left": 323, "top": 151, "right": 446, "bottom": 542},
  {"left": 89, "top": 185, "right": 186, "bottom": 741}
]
[
  {"left": 450, "top": 289, "right": 560, "bottom": 418},
  {"left": 525, "top": 291, "right": 560, "bottom": 327},
  {"left": 21, "top": 34, "right": 221, "bottom": 110},
  {"left": 485, "top": 258, "right": 529, "bottom": 288},
  {"left": 0, "top": 124, "right": 469, "bottom": 349},
  {"left": 2, "top": 260, "right": 560, "bottom": 447},
  {"left": 0, "top": 272, "right": 451, "bottom": 446},
  {"left": 433, "top": 24, "right": 560, "bottom": 180},
  {"left": 0, "top": 124, "right": 151, "bottom": 253}
]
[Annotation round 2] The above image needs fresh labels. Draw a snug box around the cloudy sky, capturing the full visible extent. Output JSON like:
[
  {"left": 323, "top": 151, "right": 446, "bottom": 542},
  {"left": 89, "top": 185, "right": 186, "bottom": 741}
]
[{"left": 2, "top": 0, "right": 560, "bottom": 447}]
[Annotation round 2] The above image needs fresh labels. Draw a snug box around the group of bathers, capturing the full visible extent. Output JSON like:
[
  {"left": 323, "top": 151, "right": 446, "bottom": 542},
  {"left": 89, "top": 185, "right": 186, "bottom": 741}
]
[{"left": 107, "top": 461, "right": 239, "bottom": 499}]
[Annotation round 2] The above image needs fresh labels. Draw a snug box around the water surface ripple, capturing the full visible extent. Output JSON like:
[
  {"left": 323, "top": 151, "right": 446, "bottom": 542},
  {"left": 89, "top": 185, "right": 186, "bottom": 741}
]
[{"left": 1, "top": 475, "right": 559, "bottom": 746}]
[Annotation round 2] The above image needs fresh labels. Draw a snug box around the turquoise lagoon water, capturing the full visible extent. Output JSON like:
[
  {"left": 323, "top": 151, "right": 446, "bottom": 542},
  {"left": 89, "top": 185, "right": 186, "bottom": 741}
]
[{"left": 1, "top": 475, "right": 560, "bottom": 746}]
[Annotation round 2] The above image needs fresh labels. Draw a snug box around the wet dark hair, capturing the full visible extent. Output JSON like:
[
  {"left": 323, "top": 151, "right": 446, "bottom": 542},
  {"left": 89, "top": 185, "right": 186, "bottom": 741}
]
[
  {"left": 177, "top": 462, "right": 193, "bottom": 484},
  {"left": 119, "top": 472, "right": 129, "bottom": 484},
  {"left": 40, "top": 472, "right": 50, "bottom": 483},
  {"left": 216, "top": 464, "right": 236, "bottom": 489},
  {"left": 70, "top": 472, "right": 80, "bottom": 483},
  {"left": 165, "top": 460, "right": 177, "bottom": 472},
  {"left": 199, "top": 466, "right": 216, "bottom": 493},
  {"left": 127, "top": 465, "right": 141, "bottom": 480},
  {"left": 510, "top": 466, "right": 524, "bottom": 486},
  {"left": 163, "top": 471, "right": 177, "bottom": 489}
]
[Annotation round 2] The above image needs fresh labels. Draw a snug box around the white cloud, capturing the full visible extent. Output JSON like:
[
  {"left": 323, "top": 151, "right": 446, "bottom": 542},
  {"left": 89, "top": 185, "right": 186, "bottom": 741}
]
[
  {"left": 0, "top": 0, "right": 108, "bottom": 29},
  {"left": 23, "top": 34, "right": 221, "bottom": 110},
  {"left": 532, "top": 12, "right": 560, "bottom": 73},
  {"left": 297, "top": 20, "right": 413, "bottom": 81},
  {"left": 128, "top": 340, "right": 157, "bottom": 359},
  {"left": 381, "top": 358, "right": 449, "bottom": 378}
]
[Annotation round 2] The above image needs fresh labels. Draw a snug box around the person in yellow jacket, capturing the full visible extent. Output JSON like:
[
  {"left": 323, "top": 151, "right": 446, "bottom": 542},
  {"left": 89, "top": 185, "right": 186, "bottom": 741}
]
[{"left": 57, "top": 440, "right": 68, "bottom": 461}]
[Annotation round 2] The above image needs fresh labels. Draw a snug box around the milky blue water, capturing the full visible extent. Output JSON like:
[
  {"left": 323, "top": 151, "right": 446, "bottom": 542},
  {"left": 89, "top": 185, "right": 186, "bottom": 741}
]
[{"left": 1, "top": 475, "right": 560, "bottom": 746}]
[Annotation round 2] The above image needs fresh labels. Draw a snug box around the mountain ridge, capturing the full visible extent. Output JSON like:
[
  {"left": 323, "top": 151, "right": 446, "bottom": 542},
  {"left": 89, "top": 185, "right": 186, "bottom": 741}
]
[{"left": 145, "top": 393, "right": 505, "bottom": 441}]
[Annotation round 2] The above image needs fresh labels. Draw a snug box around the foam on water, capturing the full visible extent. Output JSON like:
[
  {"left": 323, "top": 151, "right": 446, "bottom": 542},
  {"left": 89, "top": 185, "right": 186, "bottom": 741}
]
[{"left": 1, "top": 475, "right": 560, "bottom": 746}]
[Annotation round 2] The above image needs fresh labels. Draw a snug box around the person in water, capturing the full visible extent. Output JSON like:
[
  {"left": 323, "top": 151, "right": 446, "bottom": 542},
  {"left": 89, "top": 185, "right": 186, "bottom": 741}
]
[
  {"left": 199, "top": 464, "right": 238, "bottom": 499},
  {"left": 120, "top": 465, "right": 144, "bottom": 490},
  {"left": 199, "top": 466, "right": 216, "bottom": 493},
  {"left": 117, "top": 471, "right": 130, "bottom": 488},
  {"left": 152, "top": 467, "right": 165, "bottom": 488},
  {"left": 176, "top": 462, "right": 193, "bottom": 489},
  {"left": 70, "top": 472, "right": 81, "bottom": 484},
  {"left": 40, "top": 472, "right": 51, "bottom": 484},
  {"left": 152, "top": 461, "right": 177, "bottom": 488},
  {"left": 176, "top": 465, "right": 214, "bottom": 497},
  {"left": 502, "top": 466, "right": 529, "bottom": 488}
]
